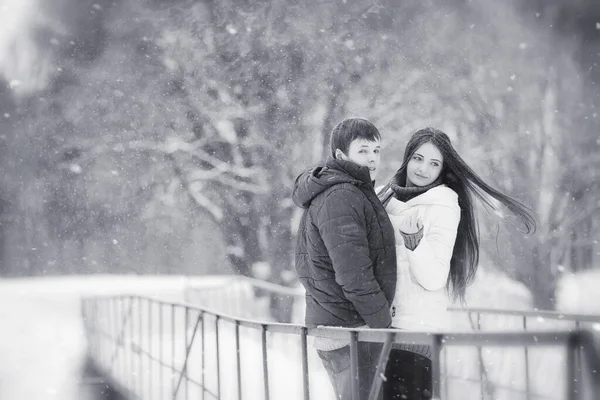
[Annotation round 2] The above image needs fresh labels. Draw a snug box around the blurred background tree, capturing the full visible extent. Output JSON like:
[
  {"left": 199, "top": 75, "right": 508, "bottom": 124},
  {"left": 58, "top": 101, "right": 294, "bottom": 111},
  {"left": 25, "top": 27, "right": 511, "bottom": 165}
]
[{"left": 0, "top": 0, "right": 598, "bottom": 316}]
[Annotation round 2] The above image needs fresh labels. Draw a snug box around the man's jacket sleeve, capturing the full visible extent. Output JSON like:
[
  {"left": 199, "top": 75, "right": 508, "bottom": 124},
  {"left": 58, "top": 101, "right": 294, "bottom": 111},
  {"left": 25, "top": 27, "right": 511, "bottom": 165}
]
[{"left": 316, "top": 187, "right": 392, "bottom": 328}]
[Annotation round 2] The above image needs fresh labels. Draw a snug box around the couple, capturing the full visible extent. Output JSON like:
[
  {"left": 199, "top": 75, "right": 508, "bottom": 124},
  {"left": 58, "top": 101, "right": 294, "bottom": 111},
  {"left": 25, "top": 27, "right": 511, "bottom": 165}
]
[{"left": 292, "top": 118, "right": 536, "bottom": 400}]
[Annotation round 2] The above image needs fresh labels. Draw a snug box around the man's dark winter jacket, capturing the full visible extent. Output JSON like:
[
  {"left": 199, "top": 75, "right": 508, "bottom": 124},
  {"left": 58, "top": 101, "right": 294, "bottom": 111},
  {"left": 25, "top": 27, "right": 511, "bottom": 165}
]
[{"left": 292, "top": 157, "right": 397, "bottom": 329}]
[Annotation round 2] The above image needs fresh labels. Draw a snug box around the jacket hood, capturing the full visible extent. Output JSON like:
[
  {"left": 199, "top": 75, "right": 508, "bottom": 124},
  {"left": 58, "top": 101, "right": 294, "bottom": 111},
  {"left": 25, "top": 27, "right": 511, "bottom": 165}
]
[{"left": 292, "top": 157, "right": 373, "bottom": 208}]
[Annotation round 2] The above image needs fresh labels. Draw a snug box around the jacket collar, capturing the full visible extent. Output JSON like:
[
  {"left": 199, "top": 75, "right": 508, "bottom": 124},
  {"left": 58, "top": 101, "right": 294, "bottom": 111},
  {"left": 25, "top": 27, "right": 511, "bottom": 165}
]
[
  {"left": 325, "top": 156, "right": 373, "bottom": 187},
  {"left": 386, "top": 184, "right": 459, "bottom": 214}
]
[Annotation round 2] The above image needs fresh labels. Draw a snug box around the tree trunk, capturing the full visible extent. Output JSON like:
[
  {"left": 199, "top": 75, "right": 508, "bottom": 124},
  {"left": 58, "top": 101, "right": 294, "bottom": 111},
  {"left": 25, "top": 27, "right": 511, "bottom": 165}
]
[
  {"left": 222, "top": 193, "right": 263, "bottom": 278},
  {"left": 0, "top": 200, "right": 5, "bottom": 276},
  {"left": 529, "top": 244, "right": 556, "bottom": 310},
  {"left": 320, "top": 80, "right": 345, "bottom": 160},
  {"left": 76, "top": 236, "right": 86, "bottom": 274},
  {"left": 265, "top": 194, "right": 296, "bottom": 323}
]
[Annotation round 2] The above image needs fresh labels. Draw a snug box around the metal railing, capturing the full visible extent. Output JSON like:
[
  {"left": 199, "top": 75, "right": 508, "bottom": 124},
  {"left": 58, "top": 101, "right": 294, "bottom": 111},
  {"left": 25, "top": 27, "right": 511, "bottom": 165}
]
[
  {"left": 183, "top": 275, "right": 305, "bottom": 323},
  {"left": 82, "top": 294, "right": 600, "bottom": 400},
  {"left": 445, "top": 307, "right": 600, "bottom": 399},
  {"left": 185, "top": 275, "right": 600, "bottom": 398}
]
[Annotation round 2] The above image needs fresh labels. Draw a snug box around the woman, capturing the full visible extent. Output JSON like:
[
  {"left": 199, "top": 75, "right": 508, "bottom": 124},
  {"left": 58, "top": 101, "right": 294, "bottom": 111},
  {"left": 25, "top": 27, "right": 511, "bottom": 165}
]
[{"left": 377, "top": 127, "right": 536, "bottom": 399}]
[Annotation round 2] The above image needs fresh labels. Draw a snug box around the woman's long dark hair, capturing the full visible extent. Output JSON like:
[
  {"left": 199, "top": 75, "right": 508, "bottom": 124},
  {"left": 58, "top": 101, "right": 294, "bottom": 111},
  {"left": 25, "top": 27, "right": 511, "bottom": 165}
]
[{"left": 379, "top": 128, "right": 536, "bottom": 303}]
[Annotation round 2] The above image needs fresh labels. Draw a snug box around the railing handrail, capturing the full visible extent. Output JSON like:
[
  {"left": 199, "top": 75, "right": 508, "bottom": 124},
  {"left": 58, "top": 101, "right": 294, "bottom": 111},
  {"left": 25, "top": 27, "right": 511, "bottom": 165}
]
[
  {"left": 186, "top": 274, "right": 305, "bottom": 297},
  {"left": 82, "top": 293, "right": 600, "bottom": 350},
  {"left": 448, "top": 306, "right": 600, "bottom": 322}
]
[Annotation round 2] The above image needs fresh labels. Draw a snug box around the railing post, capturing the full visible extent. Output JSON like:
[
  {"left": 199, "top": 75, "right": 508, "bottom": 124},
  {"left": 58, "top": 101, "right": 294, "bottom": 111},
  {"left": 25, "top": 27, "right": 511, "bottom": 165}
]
[
  {"left": 173, "top": 311, "right": 203, "bottom": 399},
  {"left": 236, "top": 321, "right": 243, "bottom": 400},
  {"left": 184, "top": 306, "right": 189, "bottom": 400},
  {"left": 575, "top": 320, "right": 583, "bottom": 398},
  {"left": 262, "top": 324, "right": 270, "bottom": 400},
  {"left": 581, "top": 330, "right": 600, "bottom": 399},
  {"left": 476, "top": 312, "right": 484, "bottom": 400},
  {"left": 171, "top": 303, "right": 175, "bottom": 396},
  {"left": 159, "top": 301, "right": 163, "bottom": 400},
  {"left": 349, "top": 330, "right": 360, "bottom": 400},
  {"left": 81, "top": 299, "right": 89, "bottom": 352},
  {"left": 148, "top": 298, "right": 153, "bottom": 400},
  {"left": 567, "top": 331, "right": 582, "bottom": 400},
  {"left": 201, "top": 312, "right": 205, "bottom": 400},
  {"left": 367, "top": 331, "right": 394, "bottom": 400},
  {"left": 301, "top": 327, "right": 310, "bottom": 400},
  {"left": 216, "top": 315, "right": 222, "bottom": 400},
  {"left": 431, "top": 334, "right": 443, "bottom": 400},
  {"left": 522, "top": 316, "right": 531, "bottom": 398},
  {"left": 93, "top": 298, "right": 99, "bottom": 367},
  {"left": 138, "top": 297, "right": 144, "bottom": 398},
  {"left": 129, "top": 297, "right": 135, "bottom": 392},
  {"left": 442, "top": 346, "right": 449, "bottom": 398},
  {"left": 107, "top": 297, "right": 113, "bottom": 372},
  {"left": 118, "top": 298, "right": 124, "bottom": 380}
]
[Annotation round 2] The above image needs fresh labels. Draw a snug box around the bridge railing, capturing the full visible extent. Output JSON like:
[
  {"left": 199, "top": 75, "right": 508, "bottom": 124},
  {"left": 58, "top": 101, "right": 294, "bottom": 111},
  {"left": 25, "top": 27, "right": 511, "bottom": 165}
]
[
  {"left": 81, "top": 293, "right": 600, "bottom": 400},
  {"left": 185, "top": 275, "right": 600, "bottom": 398}
]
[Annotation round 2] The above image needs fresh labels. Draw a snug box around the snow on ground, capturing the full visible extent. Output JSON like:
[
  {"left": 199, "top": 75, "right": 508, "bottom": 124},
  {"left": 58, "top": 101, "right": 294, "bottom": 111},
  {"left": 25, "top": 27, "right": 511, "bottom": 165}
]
[
  {"left": 0, "top": 274, "right": 231, "bottom": 400},
  {"left": 556, "top": 269, "right": 600, "bottom": 315}
]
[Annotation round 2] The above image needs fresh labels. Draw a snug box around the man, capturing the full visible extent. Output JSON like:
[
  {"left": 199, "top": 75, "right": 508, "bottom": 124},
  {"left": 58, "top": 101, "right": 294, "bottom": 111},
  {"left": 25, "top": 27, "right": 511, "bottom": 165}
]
[{"left": 292, "top": 117, "right": 397, "bottom": 400}]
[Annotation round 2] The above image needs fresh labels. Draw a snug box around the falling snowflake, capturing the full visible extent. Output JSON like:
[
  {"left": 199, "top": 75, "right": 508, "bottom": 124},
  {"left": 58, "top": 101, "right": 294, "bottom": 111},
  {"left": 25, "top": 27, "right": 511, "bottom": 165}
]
[{"left": 226, "top": 24, "right": 238, "bottom": 35}]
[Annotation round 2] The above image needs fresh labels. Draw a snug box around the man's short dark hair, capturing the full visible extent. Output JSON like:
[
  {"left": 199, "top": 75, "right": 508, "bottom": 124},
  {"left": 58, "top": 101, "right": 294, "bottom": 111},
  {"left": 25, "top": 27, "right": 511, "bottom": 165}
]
[{"left": 330, "top": 118, "right": 381, "bottom": 158}]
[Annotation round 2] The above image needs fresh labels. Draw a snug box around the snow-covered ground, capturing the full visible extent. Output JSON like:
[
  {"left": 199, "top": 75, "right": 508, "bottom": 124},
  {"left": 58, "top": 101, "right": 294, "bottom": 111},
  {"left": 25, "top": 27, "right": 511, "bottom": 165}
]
[
  {"left": 0, "top": 275, "right": 229, "bottom": 400},
  {"left": 1, "top": 271, "right": 598, "bottom": 400}
]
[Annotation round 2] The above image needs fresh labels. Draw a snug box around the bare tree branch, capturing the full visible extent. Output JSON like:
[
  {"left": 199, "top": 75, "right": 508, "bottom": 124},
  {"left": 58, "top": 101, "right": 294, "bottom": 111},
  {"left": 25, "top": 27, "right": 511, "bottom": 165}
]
[
  {"left": 187, "top": 182, "right": 224, "bottom": 221},
  {"left": 548, "top": 202, "right": 600, "bottom": 240}
]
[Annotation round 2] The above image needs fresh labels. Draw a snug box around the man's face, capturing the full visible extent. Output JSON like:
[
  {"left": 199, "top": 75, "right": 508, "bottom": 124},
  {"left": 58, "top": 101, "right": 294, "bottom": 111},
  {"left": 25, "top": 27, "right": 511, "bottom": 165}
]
[{"left": 337, "top": 138, "right": 381, "bottom": 181}]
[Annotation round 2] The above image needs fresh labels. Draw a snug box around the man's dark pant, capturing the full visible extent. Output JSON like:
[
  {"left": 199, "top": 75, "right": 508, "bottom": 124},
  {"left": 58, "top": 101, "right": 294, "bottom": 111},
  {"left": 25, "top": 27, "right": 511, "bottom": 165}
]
[{"left": 317, "top": 342, "right": 383, "bottom": 400}]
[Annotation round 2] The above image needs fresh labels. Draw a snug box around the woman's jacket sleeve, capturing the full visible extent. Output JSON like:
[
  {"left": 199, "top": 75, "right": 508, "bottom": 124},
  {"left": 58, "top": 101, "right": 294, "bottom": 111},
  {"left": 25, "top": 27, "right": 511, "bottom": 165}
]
[{"left": 406, "top": 204, "right": 460, "bottom": 291}]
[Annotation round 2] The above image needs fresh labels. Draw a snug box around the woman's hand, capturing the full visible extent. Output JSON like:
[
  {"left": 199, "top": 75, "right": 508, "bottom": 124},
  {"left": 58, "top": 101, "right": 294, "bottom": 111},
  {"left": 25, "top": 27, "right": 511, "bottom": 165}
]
[{"left": 397, "top": 214, "right": 423, "bottom": 234}]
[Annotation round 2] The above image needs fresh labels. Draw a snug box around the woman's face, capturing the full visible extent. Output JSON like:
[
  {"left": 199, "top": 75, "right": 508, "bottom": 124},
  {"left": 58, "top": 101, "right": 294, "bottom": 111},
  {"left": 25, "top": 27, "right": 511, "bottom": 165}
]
[{"left": 406, "top": 142, "right": 444, "bottom": 187}]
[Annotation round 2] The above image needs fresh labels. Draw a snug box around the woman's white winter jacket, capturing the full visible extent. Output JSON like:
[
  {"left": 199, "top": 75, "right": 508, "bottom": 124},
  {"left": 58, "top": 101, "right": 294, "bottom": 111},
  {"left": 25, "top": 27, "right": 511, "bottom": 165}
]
[{"left": 385, "top": 184, "right": 460, "bottom": 331}]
